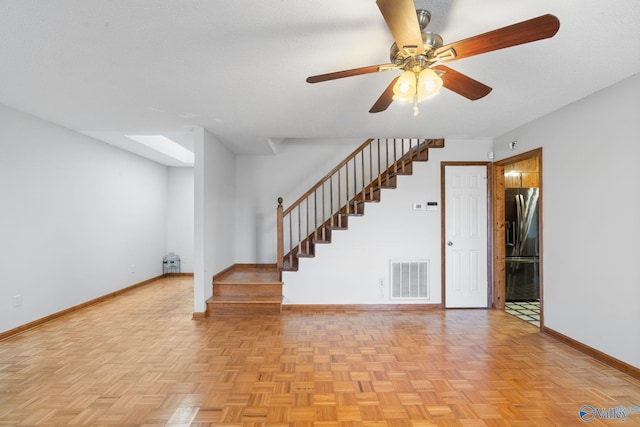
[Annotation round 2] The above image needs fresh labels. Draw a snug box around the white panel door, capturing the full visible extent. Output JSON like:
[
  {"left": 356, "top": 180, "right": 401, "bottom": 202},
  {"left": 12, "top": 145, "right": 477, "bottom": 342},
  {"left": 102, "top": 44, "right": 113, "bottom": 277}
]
[{"left": 444, "top": 165, "right": 488, "bottom": 308}]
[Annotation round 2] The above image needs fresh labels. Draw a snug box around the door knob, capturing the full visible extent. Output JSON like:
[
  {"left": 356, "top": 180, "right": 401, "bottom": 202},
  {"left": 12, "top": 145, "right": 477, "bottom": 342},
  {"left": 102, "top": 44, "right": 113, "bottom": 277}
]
[{"left": 447, "top": 241, "right": 453, "bottom": 246}]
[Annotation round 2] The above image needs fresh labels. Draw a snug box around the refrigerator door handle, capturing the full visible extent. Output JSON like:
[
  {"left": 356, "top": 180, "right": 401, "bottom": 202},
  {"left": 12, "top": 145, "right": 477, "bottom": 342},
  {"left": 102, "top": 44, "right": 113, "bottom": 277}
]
[{"left": 515, "top": 194, "right": 524, "bottom": 256}]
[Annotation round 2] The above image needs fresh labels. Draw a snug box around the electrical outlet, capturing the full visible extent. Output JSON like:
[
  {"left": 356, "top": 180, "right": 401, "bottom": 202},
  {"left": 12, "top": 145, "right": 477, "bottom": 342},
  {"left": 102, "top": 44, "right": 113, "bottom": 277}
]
[
  {"left": 379, "top": 279, "right": 384, "bottom": 288},
  {"left": 13, "top": 294, "right": 22, "bottom": 307}
]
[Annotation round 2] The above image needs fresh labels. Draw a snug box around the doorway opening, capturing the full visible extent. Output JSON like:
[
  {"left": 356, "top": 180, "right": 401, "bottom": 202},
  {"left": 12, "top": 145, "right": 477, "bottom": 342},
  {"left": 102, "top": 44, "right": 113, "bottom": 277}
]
[{"left": 493, "top": 149, "right": 542, "bottom": 327}]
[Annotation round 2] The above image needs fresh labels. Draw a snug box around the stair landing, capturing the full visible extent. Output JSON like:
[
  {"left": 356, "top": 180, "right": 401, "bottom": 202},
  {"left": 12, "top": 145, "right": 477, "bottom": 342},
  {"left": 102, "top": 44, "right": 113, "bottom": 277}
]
[{"left": 207, "top": 264, "right": 283, "bottom": 315}]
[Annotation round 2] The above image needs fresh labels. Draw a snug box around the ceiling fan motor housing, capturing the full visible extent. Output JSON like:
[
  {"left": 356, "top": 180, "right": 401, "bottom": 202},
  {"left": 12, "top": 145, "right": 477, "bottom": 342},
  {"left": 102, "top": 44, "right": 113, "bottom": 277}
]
[
  {"left": 388, "top": 9, "right": 442, "bottom": 67},
  {"left": 390, "top": 31, "right": 444, "bottom": 66}
]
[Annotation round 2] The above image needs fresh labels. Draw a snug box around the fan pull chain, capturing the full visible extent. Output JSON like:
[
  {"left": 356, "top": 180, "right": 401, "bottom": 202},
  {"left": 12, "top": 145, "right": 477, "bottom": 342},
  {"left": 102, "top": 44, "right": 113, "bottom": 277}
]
[{"left": 413, "top": 72, "right": 420, "bottom": 116}]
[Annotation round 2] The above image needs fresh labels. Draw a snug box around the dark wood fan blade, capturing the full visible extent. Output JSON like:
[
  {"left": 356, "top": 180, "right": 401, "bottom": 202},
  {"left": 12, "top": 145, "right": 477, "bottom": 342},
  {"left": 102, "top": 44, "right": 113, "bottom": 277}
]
[
  {"left": 369, "top": 76, "right": 399, "bottom": 113},
  {"left": 306, "top": 64, "right": 395, "bottom": 83},
  {"left": 377, "top": 0, "right": 424, "bottom": 54},
  {"left": 435, "top": 14, "right": 560, "bottom": 62},
  {"left": 434, "top": 66, "right": 492, "bottom": 100}
]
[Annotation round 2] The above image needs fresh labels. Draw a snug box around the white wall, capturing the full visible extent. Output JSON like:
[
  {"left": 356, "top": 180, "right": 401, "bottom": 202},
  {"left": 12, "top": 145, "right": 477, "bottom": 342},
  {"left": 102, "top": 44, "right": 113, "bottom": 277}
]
[
  {"left": 235, "top": 138, "right": 364, "bottom": 264},
  {"left": 281, "top": 139, "right": 492, "bottom": 304},
  {"left": 0, "top": 103, "right": 168, "bottom": 334},
  {"left": 194, "top": 129, "right": 236, "bottom": 313},
  {"left": 493, "top": 74, "right": 640, "bottom": 369},
  {"left": 167, "top": 167, "right": 194, "bottom": 272}
]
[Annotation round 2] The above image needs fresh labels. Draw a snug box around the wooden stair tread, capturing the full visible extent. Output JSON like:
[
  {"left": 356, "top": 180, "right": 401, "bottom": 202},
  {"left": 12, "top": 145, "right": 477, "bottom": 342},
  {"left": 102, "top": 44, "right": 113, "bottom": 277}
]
[
  {"left": 215, "top": 264, "right": 281, "bottom": 285},
  {"left": 215, "top": 279, "right": 283, "bottom": 286},
  {"left": 209, "top": 295, "right": 283, "bottom": 304},
  {"left": 296, "top": 253, "right": 314, "bottom": 258},
  {"left": 213, "top": 283, "right": 283, "bottom": 297}
]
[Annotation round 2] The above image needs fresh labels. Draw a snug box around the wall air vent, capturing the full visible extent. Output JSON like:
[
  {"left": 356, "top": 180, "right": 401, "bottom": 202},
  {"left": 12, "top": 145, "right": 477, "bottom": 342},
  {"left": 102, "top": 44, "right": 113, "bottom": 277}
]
[{"left": 390, "top": 260, "right": 429, "bottom": 300}]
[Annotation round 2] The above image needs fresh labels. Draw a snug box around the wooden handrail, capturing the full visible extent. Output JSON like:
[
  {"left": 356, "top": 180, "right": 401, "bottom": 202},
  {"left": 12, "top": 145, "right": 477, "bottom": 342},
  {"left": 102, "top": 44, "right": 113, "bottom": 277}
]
[{"left": 282, "top": 139, "right": 374, "bottom": 216}]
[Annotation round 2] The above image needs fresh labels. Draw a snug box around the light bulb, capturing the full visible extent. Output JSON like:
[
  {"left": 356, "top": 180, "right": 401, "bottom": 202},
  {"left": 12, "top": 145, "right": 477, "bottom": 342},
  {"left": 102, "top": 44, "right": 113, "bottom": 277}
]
[
  {"left": 399, "top": 82, "right": 411, "bottom": 94},
  {"left": 424, "top": 79, "right": 435, "bottom": 91},
  {"left": 417, "top": 68, "right": 443, "bottom": 100},
  {"left": 392, "top": 71, "right": 417, "bottom": 103}
]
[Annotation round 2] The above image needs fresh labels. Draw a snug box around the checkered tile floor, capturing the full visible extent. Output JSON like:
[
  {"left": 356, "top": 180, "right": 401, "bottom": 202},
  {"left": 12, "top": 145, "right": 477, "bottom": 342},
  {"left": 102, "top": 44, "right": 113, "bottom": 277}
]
[{"left": 505, "top": 301, "right": 540, "bottom": 327}]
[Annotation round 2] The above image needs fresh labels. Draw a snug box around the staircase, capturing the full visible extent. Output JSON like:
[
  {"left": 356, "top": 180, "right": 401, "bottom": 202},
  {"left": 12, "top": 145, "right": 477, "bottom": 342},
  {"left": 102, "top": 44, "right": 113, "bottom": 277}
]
[
  {"left": 206, "top": 264, "right": 283, "bottom": 315},
  {"left": 207, "top": 138, "right": 443, "bottom": 316},
  {"left": 277, "top": 137, "right": 444, "bottom": 274}
]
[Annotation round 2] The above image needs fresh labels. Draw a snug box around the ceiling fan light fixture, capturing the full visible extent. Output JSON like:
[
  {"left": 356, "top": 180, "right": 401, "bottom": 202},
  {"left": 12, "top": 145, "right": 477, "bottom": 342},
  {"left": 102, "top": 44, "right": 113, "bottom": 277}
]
[
  {"left": 416, "top": 68, "right": 442, "bottom": 100},
  {"left": 392, "top": 70, "right": 417, "bottom": 103}
]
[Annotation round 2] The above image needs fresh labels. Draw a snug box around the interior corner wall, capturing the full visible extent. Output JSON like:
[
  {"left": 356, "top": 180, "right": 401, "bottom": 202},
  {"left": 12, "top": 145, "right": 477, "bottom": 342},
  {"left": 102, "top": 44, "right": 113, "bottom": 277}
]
[
  {"left": 0, "top": 103, "right": 168, "bottom": 334},
  {"left": 492, "top": 73, "right": 640, "bottom": 369},
  {"left": 193, "top": 129, "right": 236, "bottom": 313},
  {"left": 167, "top": 167, "right": 194, "bottom": 272},
  {"left": 280, "top": 139, "right": 493, "bottom": 305}
]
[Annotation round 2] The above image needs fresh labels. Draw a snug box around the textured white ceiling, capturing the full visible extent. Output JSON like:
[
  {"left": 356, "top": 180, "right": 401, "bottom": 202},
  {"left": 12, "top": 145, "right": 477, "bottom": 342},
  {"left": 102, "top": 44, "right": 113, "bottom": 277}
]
[{"left": 1, "top": 0, "right": 639, "bottom": 160}]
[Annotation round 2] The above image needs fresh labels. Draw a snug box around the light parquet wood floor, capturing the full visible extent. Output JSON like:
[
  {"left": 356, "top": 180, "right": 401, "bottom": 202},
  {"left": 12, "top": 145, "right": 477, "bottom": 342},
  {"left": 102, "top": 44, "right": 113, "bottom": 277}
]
[{"left": 1, "top": 276, "right": 639, "bottom": 426}]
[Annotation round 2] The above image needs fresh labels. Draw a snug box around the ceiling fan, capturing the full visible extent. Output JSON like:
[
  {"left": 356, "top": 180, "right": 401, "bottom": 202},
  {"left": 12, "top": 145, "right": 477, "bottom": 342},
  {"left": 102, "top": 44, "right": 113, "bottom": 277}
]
[{"left": 306, "top": 0, "right": 560, "bottom": 115}]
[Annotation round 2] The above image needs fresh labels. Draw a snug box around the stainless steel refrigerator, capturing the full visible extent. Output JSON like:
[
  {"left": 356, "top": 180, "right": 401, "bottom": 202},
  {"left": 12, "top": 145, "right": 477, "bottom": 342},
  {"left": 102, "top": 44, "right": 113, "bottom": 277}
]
[{"left": 505, "top": 188, "right": 540, "bottom": 301}]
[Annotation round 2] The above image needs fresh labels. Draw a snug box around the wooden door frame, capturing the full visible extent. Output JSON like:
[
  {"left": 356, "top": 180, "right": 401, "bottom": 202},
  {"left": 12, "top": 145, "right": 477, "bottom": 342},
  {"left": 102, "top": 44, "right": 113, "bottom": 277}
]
[
  {"left": 491, "top": 148, "right": 543, "bottom": 327},
  {"left": 440, "top": 161, "right": 493, "bottom": 309}
]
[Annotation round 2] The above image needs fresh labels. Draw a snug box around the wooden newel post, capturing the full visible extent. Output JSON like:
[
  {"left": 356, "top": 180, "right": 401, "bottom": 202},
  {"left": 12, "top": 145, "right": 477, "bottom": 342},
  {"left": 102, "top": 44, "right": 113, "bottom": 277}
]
[{"left": 276, "top": 197, "right": 284, "bottom": 271}]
